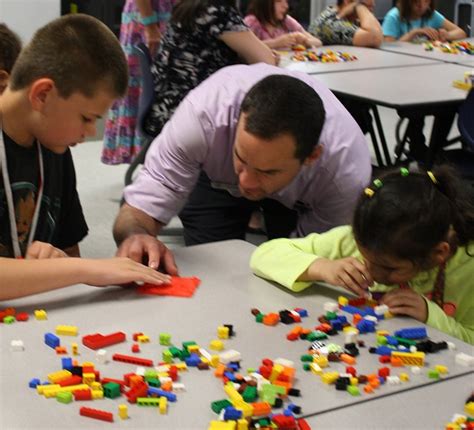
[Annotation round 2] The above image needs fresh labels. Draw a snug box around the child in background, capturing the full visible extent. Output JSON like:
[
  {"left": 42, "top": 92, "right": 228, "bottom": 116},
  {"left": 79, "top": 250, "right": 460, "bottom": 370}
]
[
  {"left": 309, "top": 0, "right": 382, "bottom": 48},
  {"left": 383, "top": 0, "right": 466, "bottom": 42},
  {"left": 244, "top": 0, "right": 322, "bottom": 50},
  {"left": 0, "top": 14, "right": 171, "bottom": 300},
  {"left": 251, "top": 167, "right": 474, "bottom": 344},
  {"left": 102, "top": 0, "right": 175, "bottom": 165},
  {"left": 0, "top": 23, "right": 22, "bottom": 94}
]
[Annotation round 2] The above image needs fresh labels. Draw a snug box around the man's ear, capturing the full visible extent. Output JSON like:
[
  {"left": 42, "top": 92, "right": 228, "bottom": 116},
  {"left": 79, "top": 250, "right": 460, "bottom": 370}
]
[
  {"left": 28, "top": 78, "right": 55, "bottom": 111},
  {"left": 303, "top": 145, "right": 323, "bottom": 166},
  {"left": 431, "top": 241, "right": 451, "bottom": 265},
  {"left": 0, "top": 70, "right": 9, "bottom": 95}
]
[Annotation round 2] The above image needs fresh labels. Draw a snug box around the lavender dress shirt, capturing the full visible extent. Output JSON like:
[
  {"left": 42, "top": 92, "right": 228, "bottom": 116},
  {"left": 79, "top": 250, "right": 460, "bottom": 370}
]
[{"left": 124, "top": 63, "right": 371, "bottom": 237}]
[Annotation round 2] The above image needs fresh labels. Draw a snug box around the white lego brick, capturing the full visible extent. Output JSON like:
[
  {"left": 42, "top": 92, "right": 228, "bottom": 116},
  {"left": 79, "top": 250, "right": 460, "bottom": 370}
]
[
  {"left": 323, "top": 302, "right": 339, "bottom": 312},
  {"left": 10, "top": 340, "right": 24, "bottom": 351},
  {"left": 274, "top": 358, "right": 295, "bottom": 368}
]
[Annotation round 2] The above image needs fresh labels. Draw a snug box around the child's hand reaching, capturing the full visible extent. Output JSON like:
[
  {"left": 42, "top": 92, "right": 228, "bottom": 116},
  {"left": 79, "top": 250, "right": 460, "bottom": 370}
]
[
  {"left": 381, "top": 288, "right": 428, "bottom": 322},
  {"left": 304, "top": 257, "right": 373, "bottom": 297}
]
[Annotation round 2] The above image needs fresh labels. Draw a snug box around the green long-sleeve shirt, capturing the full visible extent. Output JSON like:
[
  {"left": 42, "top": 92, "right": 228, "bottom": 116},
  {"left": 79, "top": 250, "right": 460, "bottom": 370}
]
[{"left": 250, "top": 225, "right": 474, "bottom": 345}]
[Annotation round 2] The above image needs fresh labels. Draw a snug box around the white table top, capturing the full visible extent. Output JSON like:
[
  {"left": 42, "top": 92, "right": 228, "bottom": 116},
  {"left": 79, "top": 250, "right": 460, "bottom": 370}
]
[
  {"left": 380, "top": 40, "right": 474, "bottom": 65},
  {"left": 304, "top": 374, "right": 474, "bottom": 430},
  {"left": 280, "top": 45, "right": 438, "bottom": 75},
  {"left": 313, "top": 62, "right": 469, "bottom": 109},
  {"left": 1, "top": 240, "right": 472, "bottom": 429}
]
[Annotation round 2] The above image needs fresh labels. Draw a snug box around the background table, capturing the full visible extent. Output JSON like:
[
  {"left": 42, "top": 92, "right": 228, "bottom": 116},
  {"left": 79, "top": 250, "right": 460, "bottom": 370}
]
[
  {"left": 1, "top": 240, "right": 472, "bottom": 429},
  {"left": 280, "top": 45, "right": 439, "bottom": 75}
]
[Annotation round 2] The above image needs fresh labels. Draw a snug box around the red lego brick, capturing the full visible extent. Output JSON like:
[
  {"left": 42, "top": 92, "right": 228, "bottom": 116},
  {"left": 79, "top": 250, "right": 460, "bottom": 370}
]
[
  {"left": 297, "top": 418, "right": 312, "bottom": 430},
  {"left": 132, "top": 332, "right": 144, "bottom": 341},
  {"left": 74, "top": 389, "right": 92, "bottom": 401},
  {"left": 378, "top": 367, "right": 390, "bottom": 378},
  {"left": 82, "top": 332, "right": 126, "bottom": 350},
  {"left": 272, "top": 414, "right": 297, "bottom": 429},
  {"left": 112, "top": 353, "right": 153, "bottom": 367},
  {"left": 131, "top": 343, "right": 140, "bottom": 353},
  {"left": 58, "top": 375, "right": 83, "bottom": 387},
  {"left": 379, "top": 355, "right": 391, "bottom": 364},
  {"left": 79, "top": 406, "right": 113, "bottom": 422},
  {"left": 15, "top": 312, "right": 29, "bottom": 321},
  {"left": 125, "top": 380, "right": 148, "bottom": 404}
]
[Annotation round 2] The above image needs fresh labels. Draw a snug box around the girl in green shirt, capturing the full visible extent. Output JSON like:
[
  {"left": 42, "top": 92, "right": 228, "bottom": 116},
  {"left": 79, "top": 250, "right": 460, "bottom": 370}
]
[{"left": 251, "top": 166, "right": 474, "bottom": 344}]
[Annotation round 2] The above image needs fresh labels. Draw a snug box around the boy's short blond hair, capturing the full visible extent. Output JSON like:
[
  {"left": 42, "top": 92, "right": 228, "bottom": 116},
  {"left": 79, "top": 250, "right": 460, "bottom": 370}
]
[
  {"left": 0, "top": 23, "right": 22, "bottom": 74},
  {"left": 10, "top": 14, "right": 128, "bottom": 98}
]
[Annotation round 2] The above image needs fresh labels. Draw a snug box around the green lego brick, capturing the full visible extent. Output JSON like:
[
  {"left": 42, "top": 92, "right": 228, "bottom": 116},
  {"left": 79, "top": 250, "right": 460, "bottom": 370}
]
[
  {"left": 211, "top": 399, "right": 232, "bottom": 414},
  {"left": 57, "top": 391, "right": 73, "bottom": 404}
]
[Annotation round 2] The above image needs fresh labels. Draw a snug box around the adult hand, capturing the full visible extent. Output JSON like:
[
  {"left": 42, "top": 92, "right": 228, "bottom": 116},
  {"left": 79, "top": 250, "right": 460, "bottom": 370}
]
[
  {"left": 116, "top": 233, "right": 178, "bottom": 275},
  {"left": 144, "top": 24, "right": 161, "bottom": 57},
  {"left": 380, "top": 288, "right": 428, "bottom": 322},
  {"left": 83, "top": 257, "right": 171, "bottom": 287},
  {"left": 308, "top": 257, "right": 373, "bottom": 297},
  {"left": 25, "top": 241, "right": 68, "bottom": 259}
]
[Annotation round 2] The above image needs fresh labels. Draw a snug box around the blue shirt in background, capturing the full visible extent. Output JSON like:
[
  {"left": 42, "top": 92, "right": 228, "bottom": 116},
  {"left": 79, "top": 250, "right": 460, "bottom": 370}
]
[{"left": 382, "top": 7, "right": 445, "bottom": 39}]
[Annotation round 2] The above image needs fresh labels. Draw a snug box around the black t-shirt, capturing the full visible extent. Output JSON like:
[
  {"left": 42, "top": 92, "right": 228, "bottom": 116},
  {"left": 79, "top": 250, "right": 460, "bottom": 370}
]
[{"left": 0, "top": 131, "right": 88, "bottom": 257}]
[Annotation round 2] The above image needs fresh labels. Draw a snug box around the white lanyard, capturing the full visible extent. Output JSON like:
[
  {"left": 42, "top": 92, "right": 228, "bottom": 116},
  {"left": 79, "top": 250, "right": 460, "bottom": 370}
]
[{"left": 0, "top": 126, "right": 44, "bottom": 258}]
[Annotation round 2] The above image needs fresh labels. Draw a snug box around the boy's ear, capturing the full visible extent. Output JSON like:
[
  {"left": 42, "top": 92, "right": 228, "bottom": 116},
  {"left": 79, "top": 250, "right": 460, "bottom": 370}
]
[
  {"left": 29, "top": 78, "right": 55, "bottom": 111},
  {"left": 431, "top": 241, "right": 451, "bottom": 265},
  {"left": 303, "top": 144, "right": 323, "bottom": 166}
]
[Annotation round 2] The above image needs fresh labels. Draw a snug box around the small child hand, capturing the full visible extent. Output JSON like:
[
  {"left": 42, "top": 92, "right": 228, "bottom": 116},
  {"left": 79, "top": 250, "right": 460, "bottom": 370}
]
[
  {"left": 381, "top": 288, "right": 428, "bottom": 322},
  {"left": 25, "top": 241, "right": 68, "bottom": 259},
  {"left": 307, "top": 257, "right": 373, "bottom": 297}
]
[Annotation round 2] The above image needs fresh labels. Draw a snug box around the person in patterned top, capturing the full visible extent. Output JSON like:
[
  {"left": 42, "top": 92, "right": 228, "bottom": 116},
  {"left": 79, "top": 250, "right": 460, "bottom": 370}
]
[
  {"left": 144, "top": 0, "right": 276, "bottom": 137},
  {"left": 309, "top": 0, "right": 382, "bottom": 48},
  {"left": 244, "top": 0, "right": 322, "bottom": 50}
]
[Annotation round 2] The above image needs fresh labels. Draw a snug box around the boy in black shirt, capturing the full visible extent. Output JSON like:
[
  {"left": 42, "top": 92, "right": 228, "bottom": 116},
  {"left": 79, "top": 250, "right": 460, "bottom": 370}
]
[{"left": 0, "top": 15, "right": 170, "bottom": 300}]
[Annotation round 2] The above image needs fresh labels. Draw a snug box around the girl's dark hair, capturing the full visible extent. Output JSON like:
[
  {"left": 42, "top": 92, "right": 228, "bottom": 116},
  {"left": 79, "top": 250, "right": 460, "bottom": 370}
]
[
  {"left": 172, "top": 0, "right": 238, "bottom": 30},
  {"left": 247, "top": 0, "right": 279, "bottom": 26},
  {"left": 0, "top": 23, "right": 22, "bottom": 73},
  {"left": 352, "top": 165, "right": 474, "bottom": 267},
  {"left": 398, "top": 0, "right": 435, "bottom": 22}
]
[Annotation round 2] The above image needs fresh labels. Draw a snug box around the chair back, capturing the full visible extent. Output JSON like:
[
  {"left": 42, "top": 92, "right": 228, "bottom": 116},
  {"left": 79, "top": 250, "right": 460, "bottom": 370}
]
[
  {"left": 133, "top": 42, "right": 154, "bottom": 140},
  {"left": 458, "top": 89, "right": 474, "bottom": 151}
]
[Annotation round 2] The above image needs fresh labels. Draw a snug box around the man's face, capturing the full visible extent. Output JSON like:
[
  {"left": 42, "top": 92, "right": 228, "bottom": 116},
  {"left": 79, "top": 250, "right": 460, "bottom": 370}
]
[
  {"left": 33, "top": 86, "right": 115, "bottom": 154},
  {"left": 232, "top": 115, "right": 305, "bottom": 201}
]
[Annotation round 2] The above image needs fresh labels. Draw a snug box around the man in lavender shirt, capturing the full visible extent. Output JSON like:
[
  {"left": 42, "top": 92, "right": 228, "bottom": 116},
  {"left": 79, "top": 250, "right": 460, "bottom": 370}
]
[{"left": 113, "top": 63, "right": 371, "bottom": 274}]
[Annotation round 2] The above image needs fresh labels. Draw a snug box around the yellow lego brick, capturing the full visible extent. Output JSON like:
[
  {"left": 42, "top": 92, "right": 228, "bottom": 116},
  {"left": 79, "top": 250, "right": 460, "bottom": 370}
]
[
  {"left": 175, "top": 362, "right": 188, "bottom": 371},
  {"left": 81, "top": 361, "right": 95, "bottom": 368},
  {"left": 210, "top": 339, "right": 224, "bottom": 351},
  {"left": 269, "top": 363, "right": 283, "bottom": 383},
  {"left": 224, "top": 384, "right": 243, "bottom": 403},
  {"left": 350, "top": 377, "right": 358, "bottom": 386},
  {"left": 210, "top": 355, "right": 220, "bottom": 367},
  {"left": 118, "top": 404, "right": 128, "bottom": 420},
  {"left": 444, "top": 423, "right": 461, "bottom": 430},
  {"left": 376, "top": 330, "right": 390, "bottom": 337},
  {"left": 82, "top": 372, "right": 96, "bottom": 385},
  {"left": 43, "top": 383, "right": 89, "bottom": 398},
  {"left": 392, "top": 351, "right": 425, "bottom": 367},
  {"left": 321, "top": 371, "right": 339, "bottom": 384},
  {"left": 384, "top": 311, "right": 394, "bottom": 319},
  {"left": 37, "top": 383, "right": 60, "bottom": 395},
  {"left": 343, "top": 326, "right": 359, "bottom": 334},
  {"left": 91, "top": 390, "right": 104, "bottom": 399},
  {"left": 217, "top": 326, "right": 230, "bottom": 339},
  {"left": 234, "top": 400, "right": 253, "bottom": 418},
  {"left": 47, "top": 370, "right": 72, "bottom": 383},
  {"left": 465, "top": 401, "right": 474, "bottom": 417},
  {"left": 399, "top": 373, "right": 410, "bottom": 382},
  {"left": 310, "top": 363, "right": 322, "bottom": 375},
  {"left": 434, "top": 365, "right": 448, "bottom": 374},
  {"left": 55, "top": 325, "right": 78, "bottom": 336},
  {"left": 338, "top": 296, "right": 348, "bottom": 306},
  {"left": 237, "top": 419, "right": 249, "bottom": 430},
  {"left": 188, "top": 345, "right": 200, "bottom": 354},
  {"left": 313, "top": 355, "right": 328, "bottom": 368},
  {"left": 34, "top": 310, "right": 47, "bottom": 320},
  {"left": 90, "top": 382, "right": 102, "bottom": 391},
  {"left": 137, "top": 335, "right": 150, "bottom": 343},
  {"left": 159, "top": 396, "right": 167, "bottom": 415},
  {"left": 454, "top": 415, "right": 467, "bottom": 425},
  {"left": 71, "top": 342, "right": 79, "bottom": 355},
  {"left": 208, "top": 421, "right": 237, "bottom": 430}
]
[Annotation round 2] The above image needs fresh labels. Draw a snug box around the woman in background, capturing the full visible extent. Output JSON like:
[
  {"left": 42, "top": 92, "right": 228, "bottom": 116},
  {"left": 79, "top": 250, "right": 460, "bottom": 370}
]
[{"left": 102, "top": 0, "right": 175, "bottom": 165}]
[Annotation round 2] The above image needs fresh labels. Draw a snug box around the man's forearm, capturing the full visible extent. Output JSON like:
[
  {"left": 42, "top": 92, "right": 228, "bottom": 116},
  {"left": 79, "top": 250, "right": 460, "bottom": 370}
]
[{"left": 113, "top": 203, "right": 162, "bottom": 245}]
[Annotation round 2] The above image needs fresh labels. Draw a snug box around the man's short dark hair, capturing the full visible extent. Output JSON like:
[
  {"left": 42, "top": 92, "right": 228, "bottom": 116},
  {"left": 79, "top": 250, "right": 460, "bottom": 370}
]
[
  {"left": 0, "top": 23, "right": 22, "bottom": 73},
  {"left": 10, "top": 14, "right": 128, "bottom": 98},
  {"left": 240, "top": 75, "right": 326, "bottom": 162}
]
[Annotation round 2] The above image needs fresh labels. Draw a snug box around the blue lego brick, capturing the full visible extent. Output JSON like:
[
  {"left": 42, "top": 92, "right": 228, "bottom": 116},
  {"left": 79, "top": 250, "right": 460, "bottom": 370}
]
[
  {"left": 147, "top": 387, "right": 177, "bottom": 402},
  {"left": 374, "top": 346, "right": 394, "bottom": 356},
  {"left": 223, "top": 371, "right": 237, "bottom": 382},
  {"left": 223, "top": 407, "right": 242, "bottom": 420},
  {"left": 378, "top": 376, "right": 386, "bottom": 385},
  {"left": 44, "top": 332, "right": 60, "bottom": 349},
  {"left": 61, "top": 357, "right": 73, "bottom": 370},
  {"left": 394, "top": 327, "right": 427, "bottom": 340},
  {"left": 227, "top": 363, "right": 240, "bottom": 372},
  {"left": 336, "top": 315, "right": 348, "bottom": 324},
  {"left": 356, "top": 319, "right": 376, "bottom": 334},
  {"left": 294, "top": 309, "right": 308, "bottom": 318},
  {"left": 29, "top": 378, "right": 41, "bottom": 388},
  {"left": 386, "top": 336, "right": 399, "bottom": 346},
  {"left": 330, "top": 320, "right": 342, "bottom": 331},
  {"left": 340, "top": 305, "right": 362, "bottom": 315},
  {"left": 184, "top": 353, "right": 201, "bottom": 367}
]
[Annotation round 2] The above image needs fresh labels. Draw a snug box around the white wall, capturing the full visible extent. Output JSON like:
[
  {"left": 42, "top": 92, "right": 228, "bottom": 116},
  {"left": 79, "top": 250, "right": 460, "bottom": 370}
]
[{"left": 0, "top": 0, "right": 60, "bottom": 43}]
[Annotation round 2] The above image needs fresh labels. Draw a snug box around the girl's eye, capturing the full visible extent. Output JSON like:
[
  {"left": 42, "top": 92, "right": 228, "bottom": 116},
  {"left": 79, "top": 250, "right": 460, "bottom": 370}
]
[{"left": 82, "top": 115, "right": 92, "bottom": 123}]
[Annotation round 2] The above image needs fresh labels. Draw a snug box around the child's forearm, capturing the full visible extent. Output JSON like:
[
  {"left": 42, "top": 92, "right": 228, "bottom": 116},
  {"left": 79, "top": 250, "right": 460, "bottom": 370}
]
[
  {"left": 297, "top": 258, "right": 327, "bottom": 282},
  {"left": 447, "top": 28, "right": 466, "bottom": 41},
  {"left": 0, "top": 257, "right": 86, "bottom": 300}
]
